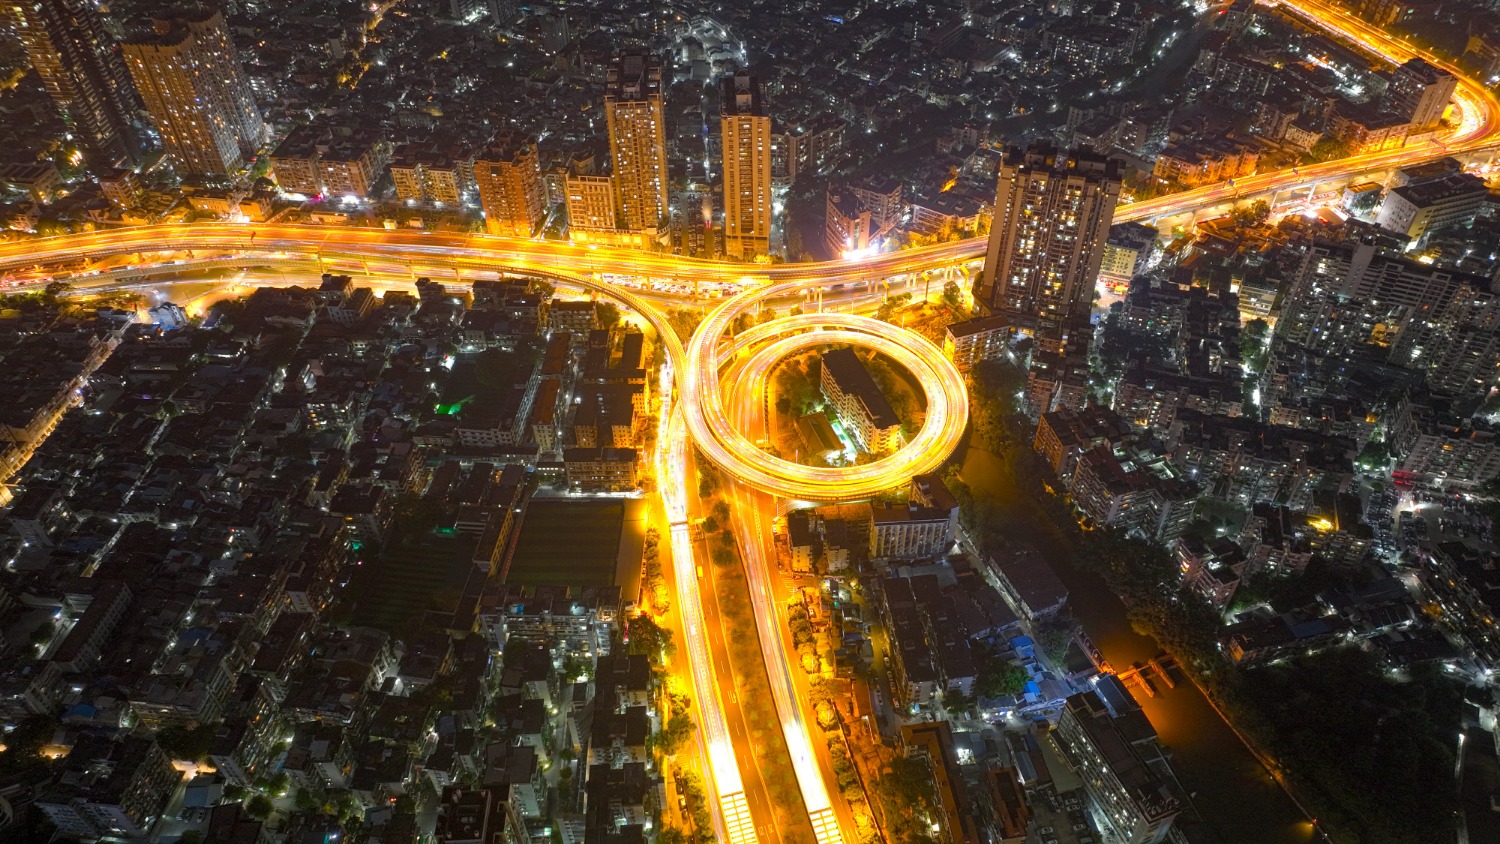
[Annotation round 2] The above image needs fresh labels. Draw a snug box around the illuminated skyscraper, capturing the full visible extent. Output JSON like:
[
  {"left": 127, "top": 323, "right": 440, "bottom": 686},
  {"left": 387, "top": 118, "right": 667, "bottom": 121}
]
[
  {"left": 474, "top": 132, "right": 545, "bottom": 237},
  {"left": 719, "top": 70, "right": 772, "bottom": 259},
  {"left": 123, "top": 9, "right": 266, "bottom": 177},
  {"left": 5, "top": 0, "right": 144, "bottom": 165},
  {"left": 976, "top": 142, "right": 1122, "bottom": 327},
  {"left": 604, "top": 51, "right": 668, "bottom": 236}
]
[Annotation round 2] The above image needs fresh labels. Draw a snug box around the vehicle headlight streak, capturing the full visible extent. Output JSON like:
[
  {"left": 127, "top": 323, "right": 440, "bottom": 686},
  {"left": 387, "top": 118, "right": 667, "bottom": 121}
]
[
  {"left": 1, "top": 4, "right": 1496, "bottom": 841},
  {"left": 682, "top": 293, "right": 970, "bottom": 502}
]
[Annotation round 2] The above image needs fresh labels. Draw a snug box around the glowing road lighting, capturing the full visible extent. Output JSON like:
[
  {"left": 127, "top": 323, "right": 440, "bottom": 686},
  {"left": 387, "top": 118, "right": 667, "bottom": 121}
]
[
  {"left": 0, "top": 5, "right": 1494, "bottom": 841},
  {"left": 682, "top": 305, "right": 969, "bottom": 502}
]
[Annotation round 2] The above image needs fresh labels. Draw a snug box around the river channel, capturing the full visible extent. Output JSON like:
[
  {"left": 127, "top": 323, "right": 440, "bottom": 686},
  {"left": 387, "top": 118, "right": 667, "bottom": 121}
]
[{"left": 959, "top": 440, "right": 1316, "bottom": 844}]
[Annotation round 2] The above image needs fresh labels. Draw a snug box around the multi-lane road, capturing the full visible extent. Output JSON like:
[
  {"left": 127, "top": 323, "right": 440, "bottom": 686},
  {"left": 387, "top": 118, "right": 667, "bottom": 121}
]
[
  {"left": 0, "top": 0, "right": 1497, "bottom": 840},
  {"left": 5, "top": 0, "right": 1498, "bottom": 294},
  {"left": 684, "top": 306, "right": 969, "bottom": 501}
]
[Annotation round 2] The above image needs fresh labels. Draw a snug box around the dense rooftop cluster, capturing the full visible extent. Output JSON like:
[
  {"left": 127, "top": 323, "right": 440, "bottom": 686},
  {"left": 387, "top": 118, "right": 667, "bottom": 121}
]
[{"left": 0, "top": 278, "right": 686, "bottom": 841}]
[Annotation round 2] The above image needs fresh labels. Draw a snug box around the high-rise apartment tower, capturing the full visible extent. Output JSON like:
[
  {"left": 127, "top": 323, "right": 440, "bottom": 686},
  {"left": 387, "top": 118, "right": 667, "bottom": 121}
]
[
  {"left": 604, "top": 52, "right": 668, "bottom": 236},
  {"left": 474, "top": 132, "right": 545, "bottom": 238},
  {"left": 5, "top": 0, "right": 145, "bottom": 165},
  {"left": 719, "top": 70, "right": 772, "bottom": 259},
  {"left": 1386, "top": 58, "right": 1457, "bottom": 130},
  {"left": 976, "top": 142, "right": 1123, "bottom": 328},
  {"left": 123, "top": 9, "right": 266, "bottom": 177}
]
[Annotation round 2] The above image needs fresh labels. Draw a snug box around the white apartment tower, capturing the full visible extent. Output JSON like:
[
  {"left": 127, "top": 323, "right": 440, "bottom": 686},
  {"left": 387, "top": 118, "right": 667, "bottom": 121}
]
[{"left": 1387, "top": 58, "right": 1457, "bottom": 130}]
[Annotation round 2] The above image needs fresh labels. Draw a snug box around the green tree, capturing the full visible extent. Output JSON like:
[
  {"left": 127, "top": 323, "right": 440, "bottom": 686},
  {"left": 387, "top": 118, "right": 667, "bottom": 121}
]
[
  {"left": 1357, "top": 439, "right": 1390, "bottom": 470},
  {"left": 968, "top": 357, "right": 1030, "bottom": 452},
  {"left": 1307, "top": 135, "right": 1352, "bottom": 163},
  {"left": 596, "top": 301, "right": 622, "bottom": 329},
  {"left": 942, "top": 689, "right": 975, "bottom": 716},
  {"left": 875, "top": 292, "right": 912, "bottom": 323},
  {"left": 1240, "top": 317, "right": 1270, "bottom": 374},
  {"left": 1230, "top": 199, "right": 1271, "bottom": 228},
  {"left": 774, "top": 358, "right": 822, "bottom": 416},
  {"left": 710, "top": 543, "right": 737, "bottom": 568},
  {"left": 666, "top": 307, "right": 704, "bottom": 342},
  {"left": 653, "top": 712, "right": 694, "bottom": 757},
  {"left": 245, "top": 794, "right": 274, "bottom": 820},
  {"left": 873, "top": 755, "right": 943, "bottom": 844},
  {"left": 942, "top": 279, "right": 964, "bottom": 310},
  {"left": 975, "top": 659, "right": 1030, "bottom": 698},
  {"left": 627, "top": 614, "right": 675, "bottom": 666},
  {"left": 43, "top": 280, "right": 71, "bottom": 302},
  {"left": 562, "top": 652, "right": 593, "bottom": 683},
  {"left": 157, "top": 723, "right": 219, "bottom": 762},
  {"left": 27, "top": 619, "right": 55, "bottom": 648},
  {"left": 695, "top": 457, "right": 721, "bottom": 499}
]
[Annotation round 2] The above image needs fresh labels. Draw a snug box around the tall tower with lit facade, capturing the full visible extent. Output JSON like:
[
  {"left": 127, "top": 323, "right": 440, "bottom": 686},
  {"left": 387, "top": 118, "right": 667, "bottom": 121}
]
[
  {"left": 123, "top": 9, "right": 266, "bottom": 177},
  {"left": 474, "top": 132, "right": 545, "bottom": 237},
  {"left": 976, "top": 142, "right": 1122, "bottom": 330},
  {"left": 719, "top": 70, "right": 772, "bottom": 259},
  {"left": 604, "top": 51, "right": 668, "bottom": 237},
  {"left": 5, "top": 0, "right": 145, "bottom": 166},
  {"left": 1386, "top": 58, "right": 1457, "bottom": 130}
]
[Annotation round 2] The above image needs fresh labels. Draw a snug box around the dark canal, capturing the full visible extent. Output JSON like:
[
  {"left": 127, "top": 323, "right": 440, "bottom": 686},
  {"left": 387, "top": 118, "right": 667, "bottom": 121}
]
[{"left": 959, "top": 440, "right": 1316, "bottom": 844}]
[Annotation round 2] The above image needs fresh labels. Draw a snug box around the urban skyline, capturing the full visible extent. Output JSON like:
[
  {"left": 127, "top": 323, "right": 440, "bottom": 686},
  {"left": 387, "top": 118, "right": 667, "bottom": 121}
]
[{"left": 0, "top": 1, "right": 1498, "bottom": 844}]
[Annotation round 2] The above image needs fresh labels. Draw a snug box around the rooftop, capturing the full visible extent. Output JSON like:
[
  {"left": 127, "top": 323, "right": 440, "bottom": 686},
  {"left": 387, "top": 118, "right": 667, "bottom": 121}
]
[{"left": 821, "top": 346, "right": 901, "bottom": 430}]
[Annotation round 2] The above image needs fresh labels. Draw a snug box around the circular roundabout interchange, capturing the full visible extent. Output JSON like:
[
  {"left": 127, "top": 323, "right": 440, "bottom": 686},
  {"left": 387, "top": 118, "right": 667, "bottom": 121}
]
[
  {"left": 500, "top": 266, "right": 972, "bottom": 503},
  {"left": 683, "top": 283, "right": 969, "bottom": 502}
]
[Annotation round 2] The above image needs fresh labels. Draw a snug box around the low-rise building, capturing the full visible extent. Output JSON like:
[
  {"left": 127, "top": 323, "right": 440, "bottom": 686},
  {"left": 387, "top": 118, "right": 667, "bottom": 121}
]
[
  {"left": 983, "top": 548, "right": 1068, "bottom": 624},
  {"left": 564, "top": 174, "right": 619, "bottom": 243},
  {"left": 908, "top": 190, "right": 986, "bottom": 236},
  {"left": 825, "top": 184, "right": 874, "bottom": 258},
  {"left": 943, "top": 314, "right": 1012, "bottom": 373},
  {"left": 879, "top": 577, "right": 939, "bottom": 708},
  {"left": 37, "top": 736, "right": 180, "bottom": 841},
  {"left": 270, "top": 123, "right": 325, "bottom": 195},
  {"left": 437, "top": 784, "right": 526, "bottom": 844},
  {"left": 1071, "top": 445, "right": 1198, "bottom": 542},
  {"left": 319, "top": 131, "right": 389, "bottom": 199},
  {"left": 1100, "top": 222, "right": 1159, "bottom": 281},
  {"left": 481, "top": 583, "right": 621, "bottom": 658},
  {"left": 1053, "top": 676, "right": 1181, "bottom": 844},
  {"left": 271, "top": 125, "right": 389, "bottom": 199},
  {"left": 1375, "top": 172, "right": 1492, "bottom": 243},
  {"left": 562, "top": 447, "right": 638, "bottom": 492},
  {"left": 1173, "top": 535, "right": 1246, "bottom": 609},
  {"left": 1033, "top": 406, "right": 1133, "bottom": 485},
  {"left": 1389, "top": 398, "right": 1500, "bottom": 489},
  {"left": 0, "top": 161, "right": 62, "bottom": 204},
  {"left": 99, "top": 168, "right": 144, "bottom": 208},
  {"left": 787, "top": 508, "right": 821, "bottom": 572},
  {"left": 820, "top": 347, "right": 903, "bottom": 454},
  {"left": 1330, "top": 102, "right": 1409, "bottom": 154},
  {"left": 901, "top": 721, "right": 981, "bottom": 844},
  {"left": 872, "top": 502, "right": 953, "bottom": 563},
  {"left": 1417, "top": 542, "right": 1500, "bottom": 668}
]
